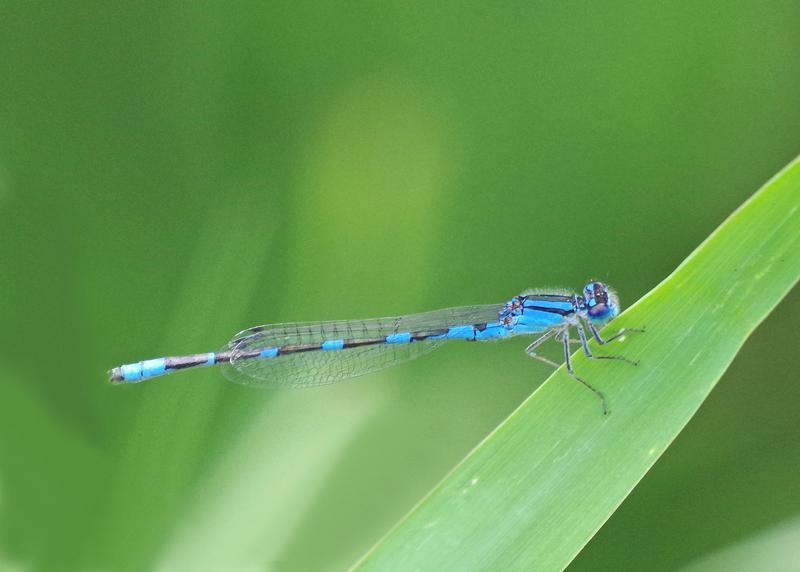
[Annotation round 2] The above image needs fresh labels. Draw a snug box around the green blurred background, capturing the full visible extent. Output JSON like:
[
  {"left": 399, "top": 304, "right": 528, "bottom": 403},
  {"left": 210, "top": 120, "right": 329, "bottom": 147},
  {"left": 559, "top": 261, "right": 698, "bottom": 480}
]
[{"left": 1, "top": 2, "right": 798, "bottom": 571}]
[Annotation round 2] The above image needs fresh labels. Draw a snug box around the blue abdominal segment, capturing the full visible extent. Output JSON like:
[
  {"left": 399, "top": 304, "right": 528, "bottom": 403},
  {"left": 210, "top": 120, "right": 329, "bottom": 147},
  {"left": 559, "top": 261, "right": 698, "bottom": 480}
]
[
  {"left": 119, "top": 357, "right": 168, "bottom": 382},
  {"left": 385, "top": 332, "right": 412, "bottom": 344},
  {"left": 112, "top": 351, "right": 229, "bottom": 383},
  {"left": 120, "top": 362, "right": 144, "bottom": 382}
]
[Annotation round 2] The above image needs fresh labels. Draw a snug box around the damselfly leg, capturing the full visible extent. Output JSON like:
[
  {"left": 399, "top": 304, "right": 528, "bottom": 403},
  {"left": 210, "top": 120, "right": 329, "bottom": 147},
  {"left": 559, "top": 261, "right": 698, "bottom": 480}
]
[
  {"left": 576, "top": 321, "right": 639, "bottom": 366},
  {"left": 560, "top": 327, "right": 609, "bottom": 415},
  {"left": 524, "top": 330, "right": 560, "bottom": 368},
  {"left": 524, "top": 323, "right": 643, "bottom": 415},
  {"left": 587, "top": 322, "right": 646, "bottom": 345}
]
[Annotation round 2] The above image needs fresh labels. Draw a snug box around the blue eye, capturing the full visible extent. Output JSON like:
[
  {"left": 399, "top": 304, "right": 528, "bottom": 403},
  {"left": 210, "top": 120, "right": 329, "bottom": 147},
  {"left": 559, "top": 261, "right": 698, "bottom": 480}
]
[
  {"left": 588, "top": 303, "right": 611, "bottom": 319},
  {"left": 583, "top": 281, "right": 619, "bottom": 323}
]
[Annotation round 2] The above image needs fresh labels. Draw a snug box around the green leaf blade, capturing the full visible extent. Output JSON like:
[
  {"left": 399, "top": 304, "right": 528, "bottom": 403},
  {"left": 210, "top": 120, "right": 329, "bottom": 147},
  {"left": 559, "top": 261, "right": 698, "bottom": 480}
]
[{"left": 352, "top": 157, "right": 800, "bottom": 571}]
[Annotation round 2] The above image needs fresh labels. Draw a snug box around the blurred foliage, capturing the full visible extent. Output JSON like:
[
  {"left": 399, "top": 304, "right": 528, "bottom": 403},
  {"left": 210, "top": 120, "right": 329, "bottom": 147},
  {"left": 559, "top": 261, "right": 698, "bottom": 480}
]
[
  {"left": 679, "top": 515, "right": 800, "bottom": 572},
  {"left": 0, "top": 2, "right": 798, "bottom": 571}
]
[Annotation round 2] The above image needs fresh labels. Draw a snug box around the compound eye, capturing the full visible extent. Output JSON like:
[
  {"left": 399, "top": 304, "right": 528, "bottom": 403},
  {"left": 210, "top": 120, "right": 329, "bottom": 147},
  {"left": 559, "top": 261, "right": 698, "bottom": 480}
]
[
  {"left": 585, "top": 282, "right": 609, "bottom": 305},
  {"left": 587, "top": 303, "right": 608, "bottom": 318}
]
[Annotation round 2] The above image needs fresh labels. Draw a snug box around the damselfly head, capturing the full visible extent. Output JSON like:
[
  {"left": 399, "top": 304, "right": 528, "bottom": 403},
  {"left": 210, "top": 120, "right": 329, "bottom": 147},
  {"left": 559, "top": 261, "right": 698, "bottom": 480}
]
[{"left": 583, "top": 281, "right": 619, "bottom": 324}]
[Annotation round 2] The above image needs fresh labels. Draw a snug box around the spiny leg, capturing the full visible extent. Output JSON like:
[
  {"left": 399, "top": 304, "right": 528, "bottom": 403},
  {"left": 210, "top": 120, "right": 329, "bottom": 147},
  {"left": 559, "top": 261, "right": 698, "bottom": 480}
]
[
  {"left": 524, "top": 330, "right": 560, "bottom": 368},
  {"left": 561, "top": 329, "right": 608, "bottom": 415},
  {"left": 587, "top": 321, "right": 645, "bottom": 345},
  {"left": 576, "top": 322, "right": 639, "bottom": 366}
]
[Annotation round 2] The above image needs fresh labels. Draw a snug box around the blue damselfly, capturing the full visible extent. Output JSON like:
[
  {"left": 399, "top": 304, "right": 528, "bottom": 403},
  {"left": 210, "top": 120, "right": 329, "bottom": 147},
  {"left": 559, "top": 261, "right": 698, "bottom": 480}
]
[{"left": 109, "top": 281, "right": 641, "bottom": 414}]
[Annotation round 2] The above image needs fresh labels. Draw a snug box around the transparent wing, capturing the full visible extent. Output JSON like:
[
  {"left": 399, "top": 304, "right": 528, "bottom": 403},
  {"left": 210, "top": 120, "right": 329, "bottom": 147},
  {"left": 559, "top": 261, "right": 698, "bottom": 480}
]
[{"left": 221, "top": 303, "right": 506, "bottom": 388}]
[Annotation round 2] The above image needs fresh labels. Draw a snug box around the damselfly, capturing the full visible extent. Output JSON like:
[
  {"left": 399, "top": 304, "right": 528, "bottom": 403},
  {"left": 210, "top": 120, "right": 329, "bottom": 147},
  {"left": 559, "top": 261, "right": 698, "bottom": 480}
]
[{"left": 109, "top": 281, "right": 641, "bottom": 414}]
